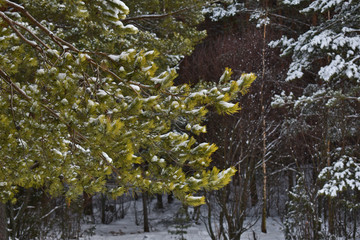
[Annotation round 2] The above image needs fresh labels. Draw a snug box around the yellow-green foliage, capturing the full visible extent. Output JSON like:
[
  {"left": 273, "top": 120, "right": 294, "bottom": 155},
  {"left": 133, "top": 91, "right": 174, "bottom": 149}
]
[
  {"left": 122, "top": 0, "right": 207, "bottom": 70},
  {"left": 0, "top": 0, "right": 255, "bottom": 205}
]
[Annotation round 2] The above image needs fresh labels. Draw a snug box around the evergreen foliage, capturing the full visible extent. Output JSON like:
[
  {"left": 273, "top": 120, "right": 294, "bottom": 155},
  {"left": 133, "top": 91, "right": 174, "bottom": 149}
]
[
  {"left": 284, "top": 175, "right": 323, "bottom": 240},
  {"left": 122, "top": 0, "right": 209, "bottom": 70},
  {"left": 168, "top": 206, "right": 191, "bottom": 240},
  {"left": 270, "top": 0, "right": 360, "bottom": 237},
  {"left": 318, "top": 153, "right": 360, "bottom": 199},
  {"left": 270, "top": 0, "right": 360, "bottom": 129},
  {"left": 0, "top": 0, "right": 255, "bottom": 206}
]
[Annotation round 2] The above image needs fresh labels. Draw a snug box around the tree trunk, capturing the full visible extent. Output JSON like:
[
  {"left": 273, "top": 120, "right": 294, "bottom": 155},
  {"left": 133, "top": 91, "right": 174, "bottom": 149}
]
[
  {"left": 134, "top": 198, "right": 139, "bottom": 225},
  {"left": 326, "top": 139, "right": 335, "bottom": 235},
  {"left": 261, "top": 154, "right": 267, "bottom": 234},
  {"left": 353, "top": 208, "right": 357, "bottom": 240},
  {"left": 205, "top": 193, "right": 216, "bottom": 240},
  {"left": 0, "top": 202, "right": 7, "bottom": 240},
  {"left": 156, "top": 194, "right": 163, "bottom": 209},
  {"left": 167, "top": 192, "right": 174, "bottom": 204},
  {"left": 288, "top": 170, "right": 293, "bottom": 192},
  {"left": 142, "top": 192, "right": 149, "bottom": 232},
  {"left": 250, "top": 166, "right": 258, "bottom": 207},
  {"left": 101, "top": 194, "right": 106, "bottom": 224},
  {"left": 260, "top": 4, "right": 268, "bottom": 233},
  {"left": 328, "top": 198, "right": 334, "bottom": 235},
  {"left": 83, "top": 192, "right": 93, "bottom": 216}
]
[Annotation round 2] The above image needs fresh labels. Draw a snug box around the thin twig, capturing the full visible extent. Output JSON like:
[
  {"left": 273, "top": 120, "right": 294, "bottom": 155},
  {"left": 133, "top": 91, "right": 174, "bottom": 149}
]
[{"left": 123, "top": 6, "right": 192, "bottom": 22}]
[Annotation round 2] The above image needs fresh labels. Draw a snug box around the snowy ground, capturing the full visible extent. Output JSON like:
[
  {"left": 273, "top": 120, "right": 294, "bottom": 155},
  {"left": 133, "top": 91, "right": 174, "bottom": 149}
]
[
  {"left": 84, "top": 218, "right": 284, "bottom": 240},
  {"left": 81, "top": 199, "right": 285, "bottom": 240}
]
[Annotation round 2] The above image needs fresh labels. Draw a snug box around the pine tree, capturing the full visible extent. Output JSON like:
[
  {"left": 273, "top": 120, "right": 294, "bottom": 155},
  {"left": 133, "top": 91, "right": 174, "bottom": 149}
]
[
  {"left": 168, "top": 206, "right": 191, "bottom": 240},
  {"left": 122, "top": 0, "right": 209, "bottom": 70},
  {"left": 284, "top": 175, "right": 323, "bottom": 240},
  {"left": 271, "top": 0, "right": 360, "bottom": 237},
  {"left": 0, "top": 0, "right": 255, "bottom": 207}
]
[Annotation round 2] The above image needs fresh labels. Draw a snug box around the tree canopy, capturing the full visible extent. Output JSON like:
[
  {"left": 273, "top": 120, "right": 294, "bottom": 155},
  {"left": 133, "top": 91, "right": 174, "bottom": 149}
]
[
  {"left": 271, "top": 0, "right": 360, "bottom": 195},
  {"left": 0, "top": 0, "right": 255, "bottom": 205},
  {"left": 122, "top": 0, "right": 209, "bottom": 70}
]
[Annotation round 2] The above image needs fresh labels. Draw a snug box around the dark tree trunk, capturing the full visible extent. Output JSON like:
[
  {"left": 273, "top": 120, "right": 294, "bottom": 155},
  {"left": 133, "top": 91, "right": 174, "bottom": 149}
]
[
  {"left": 328, "top": 197, "right": 334, "bottom": 235},
  {"left": 101, "top": 194, "right": 106, "bottom": 224},
  {"left": 205, "top": 194, "right": 216, "bottom": 240},
  {"left": 167, "top": 192, "right": 174, "bottom": 204},
  {"left": 288, "top": 170, "right": 293, "bottom": 192},
  {"left": 142, "top": 192, "right": 149, "bottom": 232},
  {"left": 353, "top": 208, "right": 357, "bottom": 240},
  {"left": 0, "top": 202, "right": 7, "bottom": 240},
  {"left": 156, "top": 194, "right": 163, "bottom": 209},
  {"left": 83, "top": 192, "right": 93, "bottom": 216},
  {"left": 250, "top": 167, "right": 258, "bottom": 207}
]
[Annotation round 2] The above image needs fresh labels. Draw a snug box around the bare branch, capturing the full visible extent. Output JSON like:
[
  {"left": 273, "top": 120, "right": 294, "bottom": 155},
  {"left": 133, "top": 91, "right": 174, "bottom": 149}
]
[{"left": 123, "top": 6, "right": 192, "bottom": 22}]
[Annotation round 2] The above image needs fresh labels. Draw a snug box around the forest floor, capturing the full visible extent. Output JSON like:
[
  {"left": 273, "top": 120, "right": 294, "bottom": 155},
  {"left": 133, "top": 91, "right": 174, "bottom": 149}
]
[{"left": 81, "top": 199, "right": 285, "bottom": 240}]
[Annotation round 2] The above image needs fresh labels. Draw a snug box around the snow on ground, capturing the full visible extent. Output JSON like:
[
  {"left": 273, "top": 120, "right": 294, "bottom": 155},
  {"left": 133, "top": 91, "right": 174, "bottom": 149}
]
[
  {"left": 81, "top": 198, "right": 285, "bottom": 240},
  {"left": 85, "top": 217, "right": 284, "bottom": 240}
]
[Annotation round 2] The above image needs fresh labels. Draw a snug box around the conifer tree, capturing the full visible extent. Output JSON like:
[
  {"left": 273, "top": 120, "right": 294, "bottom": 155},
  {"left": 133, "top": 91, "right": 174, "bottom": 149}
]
[
  {"left": 0, "top": 0, "right": 255, "bottom": 206},
  {"left": 271, "top": 0, "right": 360, "bottom": 237},
  {"left": 122, "top": 0, "right": 209, "bottom": 70},
  {"left": 270, "top": 0, "right": 360, "bottom": 187}
]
